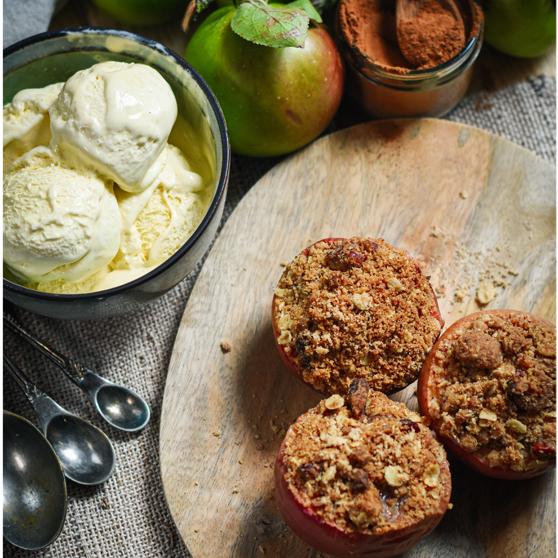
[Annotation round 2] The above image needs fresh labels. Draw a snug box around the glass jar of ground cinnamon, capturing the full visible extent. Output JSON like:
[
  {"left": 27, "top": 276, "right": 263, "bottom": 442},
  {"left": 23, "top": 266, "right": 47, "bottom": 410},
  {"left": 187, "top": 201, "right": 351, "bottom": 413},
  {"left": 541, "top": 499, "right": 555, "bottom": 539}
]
[{"left": 336, "top": 0, "right": 484, "bottom": 118}]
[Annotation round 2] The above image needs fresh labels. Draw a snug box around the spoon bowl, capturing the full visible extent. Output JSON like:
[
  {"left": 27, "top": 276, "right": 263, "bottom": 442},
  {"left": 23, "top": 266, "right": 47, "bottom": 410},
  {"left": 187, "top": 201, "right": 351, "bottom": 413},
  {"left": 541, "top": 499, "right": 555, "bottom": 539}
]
[
  {"left": 4, "top": 355, "right": 116, "bottom": 486},
  {"left": 95, "top": 383, "right": 151, "bottom": 432},
  {"left": 45, "top": 414, "right": 116, "bottom": 486},
  {"left": 3, "top": 411, "right": 67, "bottom": 550},
  {"left": 4, "top": 311, "right": 151, "bottom": 433}
]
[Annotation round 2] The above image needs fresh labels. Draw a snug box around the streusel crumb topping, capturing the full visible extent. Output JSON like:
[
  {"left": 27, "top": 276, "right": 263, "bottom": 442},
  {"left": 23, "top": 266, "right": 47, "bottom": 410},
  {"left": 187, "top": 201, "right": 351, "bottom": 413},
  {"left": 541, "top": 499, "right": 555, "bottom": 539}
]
[
  {"left": 426, "top": 311, "right": 556, "bottom": 471},
  {"left": 281, "top": 382, "right": 450, "bottom": 535},
  {"left": 274, "top": 238, "right": 442, "bottom": 394}
]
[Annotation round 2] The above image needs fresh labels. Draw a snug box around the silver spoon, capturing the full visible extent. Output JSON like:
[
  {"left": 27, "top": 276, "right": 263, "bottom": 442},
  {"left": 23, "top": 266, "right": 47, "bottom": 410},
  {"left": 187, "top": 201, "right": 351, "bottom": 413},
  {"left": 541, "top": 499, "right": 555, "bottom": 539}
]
[
  {"left": 4, "top": 410, "right": 67, "bottom": 550},
  {"left": 4, "top": 312, "right": 151, "bottom": 432},
  {"left": 4, "top": 355, "right": 116, "bottom": 486}
]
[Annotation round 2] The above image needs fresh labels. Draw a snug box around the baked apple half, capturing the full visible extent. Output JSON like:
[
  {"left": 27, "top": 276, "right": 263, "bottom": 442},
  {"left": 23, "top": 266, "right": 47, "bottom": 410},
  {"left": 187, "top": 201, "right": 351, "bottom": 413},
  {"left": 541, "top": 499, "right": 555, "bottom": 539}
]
[
  {"left": 272, "top": 237, "right": 443, "bottom": 395},
  {"left": 275, "top": 380, "right": 452, "bottom": 557},
  {"left": 418, "top": 310, "right": 556, "bottom": 479}
]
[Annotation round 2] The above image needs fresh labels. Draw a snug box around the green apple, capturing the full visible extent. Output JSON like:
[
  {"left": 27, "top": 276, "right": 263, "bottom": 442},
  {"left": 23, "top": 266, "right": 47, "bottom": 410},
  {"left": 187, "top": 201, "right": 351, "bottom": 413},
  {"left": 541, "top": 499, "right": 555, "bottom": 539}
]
[
  {"left": 484, "top": 0, "right": 556, "bottom": 58},
  {"left": 91, "top": 0, "right": 185, "bottom": 25},
  {"left": 185, "top": 6, "right": 344, "bottom": 157}
]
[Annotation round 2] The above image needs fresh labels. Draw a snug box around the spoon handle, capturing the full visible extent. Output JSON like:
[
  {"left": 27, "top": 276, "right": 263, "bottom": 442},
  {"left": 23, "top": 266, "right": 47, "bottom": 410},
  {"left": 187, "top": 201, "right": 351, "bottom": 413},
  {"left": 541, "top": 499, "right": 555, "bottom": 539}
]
[
  {"left": 4, "top": 312, "right": 87, "bottom": 384},
  {"left": 3, "top": 355, "right": 40, "bottom": 399},
  {"left": 3, "top": 355, "right": 65, "bottom": 427}
]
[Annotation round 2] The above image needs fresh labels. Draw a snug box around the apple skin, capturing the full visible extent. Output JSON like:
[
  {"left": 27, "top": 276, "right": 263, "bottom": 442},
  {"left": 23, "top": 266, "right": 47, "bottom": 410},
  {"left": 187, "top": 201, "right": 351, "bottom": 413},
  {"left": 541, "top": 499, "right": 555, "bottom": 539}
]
[
  {"left": 275, "top": 425, "right": 451, "bottom": 557},
  {"left": 271, "top": 238, "right": 444, "bottom": 394},
  {"left": 484, "top": 0, "right": 556, "bottom": 58},
  {"left": 91, "top": 0, "right": 185, "bottom": 25},
  {"left": 418, "top": 310, "right": 555, "bottom": 480},
  {"left": 185, "top": 7, "right": 344, "bottom": 157}
]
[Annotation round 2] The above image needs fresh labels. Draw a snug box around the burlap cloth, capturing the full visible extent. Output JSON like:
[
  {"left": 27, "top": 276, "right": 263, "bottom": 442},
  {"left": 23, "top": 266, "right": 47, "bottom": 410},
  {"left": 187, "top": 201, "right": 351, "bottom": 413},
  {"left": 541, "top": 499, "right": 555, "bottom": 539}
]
[{"left": 3, "top": 63, "right": 555, "bottom": 557}]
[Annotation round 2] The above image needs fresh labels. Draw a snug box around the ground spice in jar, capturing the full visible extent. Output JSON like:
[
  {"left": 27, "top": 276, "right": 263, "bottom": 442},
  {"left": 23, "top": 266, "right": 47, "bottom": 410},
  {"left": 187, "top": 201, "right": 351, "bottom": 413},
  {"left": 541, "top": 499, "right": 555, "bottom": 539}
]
[
  {"left": 397, "top": 0, "right": 466, "bottom": 68},
  {"left": 340, "top": 0, "right": 411, "bottom": 72},
  {"left": 339, "top": 0, "right": 477, "bottom": 73},
  {"left": 336, "top": 0, "right": 484, "bottom": 117}
]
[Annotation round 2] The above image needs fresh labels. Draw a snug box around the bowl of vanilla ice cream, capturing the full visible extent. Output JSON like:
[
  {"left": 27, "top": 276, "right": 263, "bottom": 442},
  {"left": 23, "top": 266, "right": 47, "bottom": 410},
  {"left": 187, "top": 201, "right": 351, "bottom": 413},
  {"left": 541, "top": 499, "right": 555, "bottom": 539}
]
[{"left": 3, "top": 28, "right": 230, "bottom": 319}]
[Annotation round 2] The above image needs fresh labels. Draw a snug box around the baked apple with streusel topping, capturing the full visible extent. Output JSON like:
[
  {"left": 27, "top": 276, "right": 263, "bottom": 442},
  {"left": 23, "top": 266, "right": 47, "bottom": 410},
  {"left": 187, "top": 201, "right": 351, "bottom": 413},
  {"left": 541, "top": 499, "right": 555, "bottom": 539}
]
[
  {"left": 418, "top": 310, "right": 556, "bottom": 479},
  {"left": 272, "top": 237, "right": 443, "bottom": 396},
  {"left": 275, "top": 380, "right": 452, "bottom": 557}
]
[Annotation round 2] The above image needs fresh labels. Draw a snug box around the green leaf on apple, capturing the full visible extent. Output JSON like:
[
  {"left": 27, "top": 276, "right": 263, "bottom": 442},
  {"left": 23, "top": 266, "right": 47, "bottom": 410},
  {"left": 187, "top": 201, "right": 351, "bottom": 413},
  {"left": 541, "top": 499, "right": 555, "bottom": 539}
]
[
  {"left": 288, "top": 0, "right": 322, "bottom": 23},
  {"left": 231, "top": 0, "right": 321, "bottom": 48}
]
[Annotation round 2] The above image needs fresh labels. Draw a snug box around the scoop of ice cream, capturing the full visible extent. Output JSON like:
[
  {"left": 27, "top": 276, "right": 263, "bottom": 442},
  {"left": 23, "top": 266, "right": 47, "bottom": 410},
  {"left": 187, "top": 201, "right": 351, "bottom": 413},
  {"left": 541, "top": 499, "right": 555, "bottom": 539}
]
[
  {"left": 112, "top": 144, "right": 205, "bottom": 271},
  {"left": 3, "top": 147, "right": 121, "bottom": 283},
  {"left": 3, "top": 82, "right": 63, "bottom": 171},
  {"left": 32, "top": 267, "right": 111, "bottom": 294},
  {"left": 49, "top": 61, "right": 178, "bottom": 193}
]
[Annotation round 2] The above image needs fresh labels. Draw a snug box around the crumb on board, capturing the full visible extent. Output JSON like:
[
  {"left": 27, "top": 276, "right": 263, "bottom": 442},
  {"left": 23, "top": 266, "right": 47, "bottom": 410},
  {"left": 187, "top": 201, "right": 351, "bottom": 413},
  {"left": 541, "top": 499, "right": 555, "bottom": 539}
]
[
  {"left": 454, "top": 290, "right": 465, "bottom": 302},
  {"left": 426, "top": 227, "right": 522, "bottom": 310},
  {"left": 429, "top": 225, "right": 442, "bottom": 238},
  {"left": 476, "top": 279, "right": 496, "bottom": 306},
  {"left": 459, "top": 191, "right": 468, "bottom": 199},
  {"left": 220, "top": 341, "right": 231, "bottom": 354}
]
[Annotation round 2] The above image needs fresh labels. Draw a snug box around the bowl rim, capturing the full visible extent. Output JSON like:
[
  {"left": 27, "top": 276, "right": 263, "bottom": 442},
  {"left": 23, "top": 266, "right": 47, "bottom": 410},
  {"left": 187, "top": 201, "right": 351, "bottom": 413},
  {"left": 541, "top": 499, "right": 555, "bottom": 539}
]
[{"left": 3, "top": 27, "right": 230, "bottom": 301}]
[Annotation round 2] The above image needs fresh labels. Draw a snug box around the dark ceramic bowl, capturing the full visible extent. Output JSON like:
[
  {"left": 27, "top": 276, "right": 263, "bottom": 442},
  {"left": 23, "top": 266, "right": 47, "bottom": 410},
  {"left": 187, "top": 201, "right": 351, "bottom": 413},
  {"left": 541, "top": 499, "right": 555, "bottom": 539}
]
[{"left": 3, "top": 28, "right": 230, "bottom": 320}]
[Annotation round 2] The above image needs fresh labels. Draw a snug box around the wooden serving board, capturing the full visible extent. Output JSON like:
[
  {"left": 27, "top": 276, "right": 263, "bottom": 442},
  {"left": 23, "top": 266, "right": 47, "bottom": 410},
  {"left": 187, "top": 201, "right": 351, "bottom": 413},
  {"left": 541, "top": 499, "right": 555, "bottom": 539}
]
[{"left": 160, "top": 119, "right": 556, "bottom": 558}]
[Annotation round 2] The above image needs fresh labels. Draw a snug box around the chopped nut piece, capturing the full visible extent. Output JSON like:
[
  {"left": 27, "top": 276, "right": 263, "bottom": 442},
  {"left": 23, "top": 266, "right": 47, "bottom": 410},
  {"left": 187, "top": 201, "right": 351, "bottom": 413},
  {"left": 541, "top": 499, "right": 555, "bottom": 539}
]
[
  {"left": 325, "top": 394, "right": 345, "bottom": 410},
  {"left": 277, "top": 329, "right": 292, "bottom": 345},
  {"left": 348, "top": 428, "right": 362, "bottom": 441},
  {"left": 219, "top": 341, "right": 231, "bottom": 354},
  {"left": 348, "top": 510, "right": 372, "bottom": 529},
  {"left": 322, "top": 465, "right": 337, "bottom": 482},
  {"left": 319, "top": 432, "right": 347, "bottom": 447},
  {"left": 388, "top": 278, "right": 405, "bottom": 291},
  {"left": 384, "top": 465, "right": 409, "bottom": 487},
  {"left": 506, "top": 418, "right": 527, "bottom": 434},
  {"left": 424, "top": 463, "right": 440, "bottom": 487},
  {"left": 479, "top": 409, "right": 497, "bottom": 422},
  {"left": 351, "top": 293, "right": 372, "bottom": 310}
]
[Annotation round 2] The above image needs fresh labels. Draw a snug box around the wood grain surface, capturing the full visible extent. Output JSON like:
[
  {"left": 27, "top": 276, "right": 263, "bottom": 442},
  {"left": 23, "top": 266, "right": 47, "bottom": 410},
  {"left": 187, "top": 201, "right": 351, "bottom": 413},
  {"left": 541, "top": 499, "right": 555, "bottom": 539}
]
[{"left": 160, "top": 119, "right": 556, "bottom": 558}]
